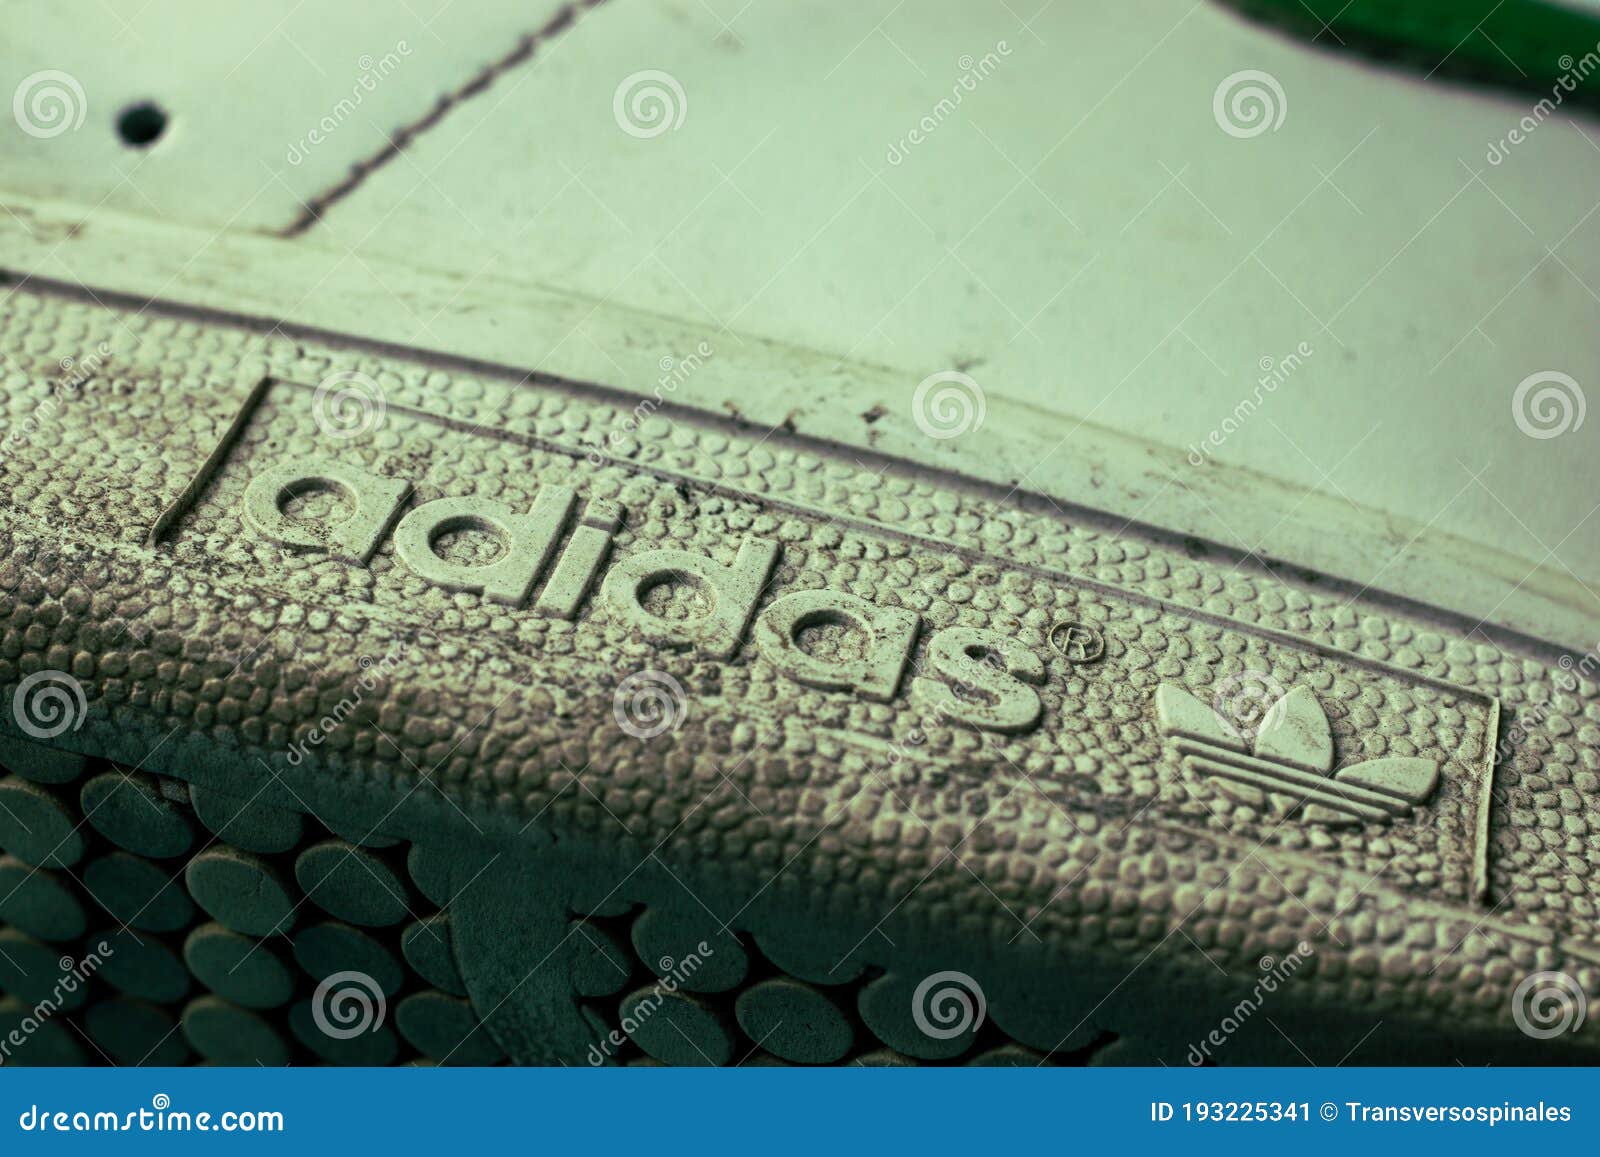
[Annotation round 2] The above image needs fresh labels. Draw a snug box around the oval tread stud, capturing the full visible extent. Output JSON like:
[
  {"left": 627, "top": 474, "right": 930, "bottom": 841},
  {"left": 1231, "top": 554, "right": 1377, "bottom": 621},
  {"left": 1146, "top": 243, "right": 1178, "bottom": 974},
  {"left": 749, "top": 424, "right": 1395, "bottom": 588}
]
[
  {"left": 309, "top": 793, "right": 406, "bottom": 851},
  {"left": 295, "top": 840, "right": 410, "bottom": 927},
  {"left": 405, "top": 843, "right": 454, "bottom": 908},
  {"left": 629, "top": 907, "right": 748, "bottom": 993},
  {"left": 578, "top": 1004, "right": 617, "bottom": 1063},
  {"left": 751, "top": 924, "right": 870, "bottom": 987},
  {"left": 849, "top": 1048, "right": 918, "bottom": 1066},
  {"left": 1086, "top": 1037, "right": 1162, "bottom": 1066},
  {"left": 857, "top": 972, "right": 980, "bottom": 1061},
  {"left": 184, "top": 923, "right": 295, "bottom": 1009},
  {"left": 84, "top": 851, "right": 194, "bottom": 932},
  {"left": 0, "top": 735, "right": 88, "bottom": 785},
  {"left": 189, "top": 783, "right": 305, "bottom": 854},
  {"left": 968, "top": 1043, "right": 1052, "bottom": 1066},
  {"left": 740, "top": 1052, "right": 792, "bottom": 1066},
  {"left": 289, "top": 999, "right": 400, "bottom": 1066},
  {"left": 293, "top": 921, "right": 404, "bottom": 996},
  {"left": 0, "top": 996, "right": 86, "bottom": 1065},
  {"left": 395, "top": 990, "right": 504, "bottom": 1065},
  {"left": 80, "top": 771, "right": 195, "bottom": 859},
  {"left": 618, "top": 986, "right": 736, "bottom": 1067},
  {"left": 0, "top": 857, "right": 85, "bottom": 941},
  {"left": 0, "top": 777, "right": 84, "bottom": 868},
  {"left": 401, "top": 915, "right": 465, "bottom": 996},
  {"left": 569, "top": 919, "right": 633, "bottom": 998},
  {"left": 85, "top": 997, "right": 191, "bottom": 1066},
  {"left": 735, "top": 978, "right": 854, "bottom": 1064},
  {"left": 181, "top": 995, "right": 290, "bottom": 1066},
  {"left": 95, "top": 928, "right": 191, "bottom": 1004},
  {"left": 568, "top": 879, "right": 634, "bottom": 919},
  {"left": 0, "top": 929, "right": 89, "bottom": 1011},
  {"left": 325, "top": 821, "right": 401, "bottom": 850},
  {"left": 185, "top": 848, "right": 296, "bottom": 937}
]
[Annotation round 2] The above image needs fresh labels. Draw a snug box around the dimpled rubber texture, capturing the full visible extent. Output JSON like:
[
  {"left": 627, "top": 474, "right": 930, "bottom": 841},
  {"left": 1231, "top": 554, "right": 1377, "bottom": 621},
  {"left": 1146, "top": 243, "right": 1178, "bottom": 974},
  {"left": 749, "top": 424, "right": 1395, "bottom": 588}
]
[{"left": 0, "top": 279, "right": 1596, "bottom": 1064}]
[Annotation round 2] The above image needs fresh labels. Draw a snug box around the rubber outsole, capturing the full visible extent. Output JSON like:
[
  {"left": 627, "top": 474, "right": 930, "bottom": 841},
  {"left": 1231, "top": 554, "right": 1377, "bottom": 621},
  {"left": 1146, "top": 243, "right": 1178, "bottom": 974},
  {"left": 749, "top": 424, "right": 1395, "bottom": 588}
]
[{"left": 0, "top": 275, "right": 1595, "bottom": 1065}]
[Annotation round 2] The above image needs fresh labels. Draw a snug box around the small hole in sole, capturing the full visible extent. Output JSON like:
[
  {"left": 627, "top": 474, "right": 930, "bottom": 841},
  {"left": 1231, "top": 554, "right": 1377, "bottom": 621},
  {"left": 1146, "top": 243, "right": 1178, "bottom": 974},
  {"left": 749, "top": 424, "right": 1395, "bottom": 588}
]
[{"left": 116, "top": 102, "right": 167, "bottom": 147}]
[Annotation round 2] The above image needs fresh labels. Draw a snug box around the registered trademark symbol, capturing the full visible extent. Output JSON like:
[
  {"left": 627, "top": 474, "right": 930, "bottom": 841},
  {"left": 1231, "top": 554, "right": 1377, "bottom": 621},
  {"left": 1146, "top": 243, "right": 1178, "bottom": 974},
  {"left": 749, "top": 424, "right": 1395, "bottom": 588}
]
[{"left": 1049, "top": 621, "right": 1104, "bottom": 663}]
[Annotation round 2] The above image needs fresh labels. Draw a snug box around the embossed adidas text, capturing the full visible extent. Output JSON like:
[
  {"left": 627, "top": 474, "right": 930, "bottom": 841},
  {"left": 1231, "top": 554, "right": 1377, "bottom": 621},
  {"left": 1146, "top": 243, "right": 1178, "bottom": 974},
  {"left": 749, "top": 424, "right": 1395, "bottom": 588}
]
[{"left": 240, "top": 455, "right": 1050, "bottom": 736}]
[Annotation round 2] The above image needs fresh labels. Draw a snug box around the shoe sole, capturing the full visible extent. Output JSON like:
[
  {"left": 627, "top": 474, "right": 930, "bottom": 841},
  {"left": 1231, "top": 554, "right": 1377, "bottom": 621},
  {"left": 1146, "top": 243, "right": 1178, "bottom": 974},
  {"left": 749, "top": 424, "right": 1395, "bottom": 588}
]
[{"left": 0, "top": 251, "right": 1594, "bottom": 1066}]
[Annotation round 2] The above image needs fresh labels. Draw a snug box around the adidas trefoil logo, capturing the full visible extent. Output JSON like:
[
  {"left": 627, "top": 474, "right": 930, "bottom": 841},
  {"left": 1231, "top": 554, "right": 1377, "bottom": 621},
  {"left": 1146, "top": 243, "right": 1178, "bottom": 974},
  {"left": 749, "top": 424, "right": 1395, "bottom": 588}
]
[{"left": 1155, "top": 683, "right": 1439, "bottom": 827}]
